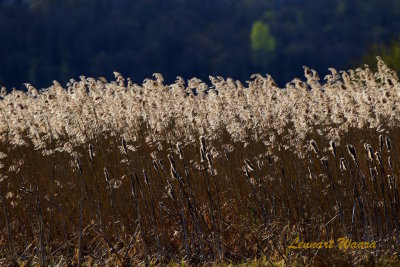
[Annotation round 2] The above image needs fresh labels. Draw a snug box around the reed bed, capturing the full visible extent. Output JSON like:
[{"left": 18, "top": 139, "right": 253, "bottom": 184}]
[{"left": 0, "top": 58, "right": 399, "bottom": 265}]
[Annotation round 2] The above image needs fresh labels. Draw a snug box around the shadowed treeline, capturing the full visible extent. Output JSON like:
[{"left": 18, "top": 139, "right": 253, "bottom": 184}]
[{"left": 1, "top": 0, "right": 400, "bottom": 89}]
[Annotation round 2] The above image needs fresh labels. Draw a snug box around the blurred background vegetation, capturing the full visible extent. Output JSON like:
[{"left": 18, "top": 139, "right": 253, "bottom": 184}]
[{"left": 1, "top": 0, "right": 400, "bottom": 89}]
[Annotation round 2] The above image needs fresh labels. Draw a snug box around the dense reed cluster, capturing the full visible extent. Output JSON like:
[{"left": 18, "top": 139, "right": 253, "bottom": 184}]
[
  {"left": 0, "top": 58, "right": 399, "bottom": 265},
  {"left": 1, "top": 57, "right": 399, "bottom": 152}
]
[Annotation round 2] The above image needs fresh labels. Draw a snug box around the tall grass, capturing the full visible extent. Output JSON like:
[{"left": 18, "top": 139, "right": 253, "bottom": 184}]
[{"left": 0, "top": 58, "right": 399, "bottom": 265}]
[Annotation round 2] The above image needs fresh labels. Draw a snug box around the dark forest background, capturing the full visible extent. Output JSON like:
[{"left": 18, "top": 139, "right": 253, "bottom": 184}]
[{"left": 1, "top": 0, "right": 400, "bottom": 89}]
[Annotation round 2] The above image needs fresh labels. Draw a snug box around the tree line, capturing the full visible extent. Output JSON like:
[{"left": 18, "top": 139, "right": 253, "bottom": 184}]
[{"left": 0, "top": 0, "right": 399, "bottom": 89}]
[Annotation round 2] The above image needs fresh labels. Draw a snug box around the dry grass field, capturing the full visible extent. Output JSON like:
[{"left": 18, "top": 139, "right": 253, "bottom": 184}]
[{"left": 0, "top": 58, "right": 399, "bottom": 266}]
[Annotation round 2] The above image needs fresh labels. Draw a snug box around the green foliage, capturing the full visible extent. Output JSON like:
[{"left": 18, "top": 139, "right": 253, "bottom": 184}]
[
  {"left": 250, "top": 20, "right": 276, "bottom": 68},
  {"left": 360, "top": 40, "right": 400, "bottom": 72},
  {"left": 251, "top": 21, "right": 276, "bottom": 54}
]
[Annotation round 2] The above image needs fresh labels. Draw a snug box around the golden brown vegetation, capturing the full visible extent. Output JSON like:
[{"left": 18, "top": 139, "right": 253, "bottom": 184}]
[{"left": 0, "top": 58, "right": 399, "bottom": 266}]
